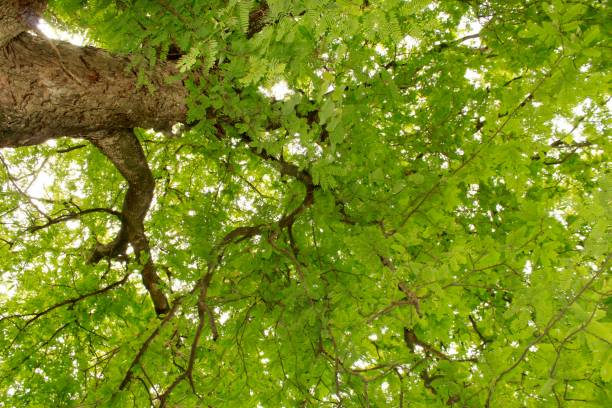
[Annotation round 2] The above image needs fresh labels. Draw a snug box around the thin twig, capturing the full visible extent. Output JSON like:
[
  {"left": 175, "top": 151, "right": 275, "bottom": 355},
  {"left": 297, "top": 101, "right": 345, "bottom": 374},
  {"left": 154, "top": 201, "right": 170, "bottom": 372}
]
[{"left": 485, "top": 251, "right": 612, "bottom": 407}]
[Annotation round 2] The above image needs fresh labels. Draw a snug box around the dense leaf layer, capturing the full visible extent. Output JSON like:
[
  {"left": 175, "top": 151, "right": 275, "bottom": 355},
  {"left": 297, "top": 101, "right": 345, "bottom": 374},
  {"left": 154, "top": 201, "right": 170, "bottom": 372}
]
[{"left": 0, "top": 0, "right": 610, "bottom": 407}]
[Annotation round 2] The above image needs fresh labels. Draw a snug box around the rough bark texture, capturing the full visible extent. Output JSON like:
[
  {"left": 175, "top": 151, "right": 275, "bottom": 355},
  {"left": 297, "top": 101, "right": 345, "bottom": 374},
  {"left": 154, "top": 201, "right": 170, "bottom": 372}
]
[
  {"left": 0, "top": 1, "right": 181, "bottom": 315},
  {"left": 0, "top": 33, "right": 187, "bottom": 147},
  {"left": 88, "top": 130, "right": 170, "bottom": 315},
  {"left": 0, "top": 0, "right": 46, "bottom": 47}
]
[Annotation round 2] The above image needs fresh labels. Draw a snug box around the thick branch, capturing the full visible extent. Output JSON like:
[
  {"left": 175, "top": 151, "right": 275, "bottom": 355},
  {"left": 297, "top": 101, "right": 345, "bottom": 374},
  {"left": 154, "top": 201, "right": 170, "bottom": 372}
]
[
  {"left": 88, "top": 130, "right": 170, "bottom": 315},
  {"left": 0, "top": 33, "right": 186, "bottom": 147},
  {"left": 87, "top": 131, "right": 153, "bottom": 261},
  {"left": 0, "top": 27, "right": 179, "bottom": 315}
]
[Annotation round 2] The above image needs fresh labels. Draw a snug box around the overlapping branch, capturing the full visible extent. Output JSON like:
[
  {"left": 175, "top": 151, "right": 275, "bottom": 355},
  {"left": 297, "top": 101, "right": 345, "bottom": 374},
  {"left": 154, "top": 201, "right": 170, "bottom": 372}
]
[
  {"left": 485, "top": 251, "right": 612, "bottom": 407},
  {"left": 154, "top": 143, "right": 317, "bottom": 403},
  {"left": 118, "top": 299, "right": 183, "bottom": 391}
]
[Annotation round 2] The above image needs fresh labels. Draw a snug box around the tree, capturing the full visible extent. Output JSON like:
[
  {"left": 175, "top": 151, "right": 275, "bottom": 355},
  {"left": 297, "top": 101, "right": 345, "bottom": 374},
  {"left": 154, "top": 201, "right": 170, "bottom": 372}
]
[{"left": 0, "top": 0, "right": 609, "bottom": 406}]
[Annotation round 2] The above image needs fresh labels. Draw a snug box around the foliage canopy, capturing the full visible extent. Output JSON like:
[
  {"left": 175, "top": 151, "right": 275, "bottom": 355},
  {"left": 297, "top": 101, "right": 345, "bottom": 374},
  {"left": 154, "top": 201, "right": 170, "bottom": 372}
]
[{"left": 0, "top": 0, "right": 610, "bottom": 407}]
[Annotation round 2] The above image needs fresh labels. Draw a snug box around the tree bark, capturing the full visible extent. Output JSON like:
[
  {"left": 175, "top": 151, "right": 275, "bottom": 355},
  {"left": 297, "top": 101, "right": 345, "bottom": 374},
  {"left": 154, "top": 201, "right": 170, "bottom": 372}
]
[
  {"left": 0, "top": 4, "right": 185, "bottom": 314},
  {"left": 0, "top": 33, "right": 187, "bottom": 147},
  {"left": 0, "top": 0, "right": 46, "bottom": 47},
  {"left": 88, "top": 130, "right": 170, "bottom": 315},
  {"left": 0, "top": 0, "right": 275, "bottom": 316}
]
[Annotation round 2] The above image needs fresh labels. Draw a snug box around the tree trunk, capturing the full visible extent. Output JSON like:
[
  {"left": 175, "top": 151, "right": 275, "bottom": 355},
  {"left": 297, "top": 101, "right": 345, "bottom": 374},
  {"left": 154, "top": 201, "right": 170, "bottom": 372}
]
[
  {"left": 0, "top": 6, "right": 186, "bottom": 315},
  {"left": 0, "top": 33, "right": 187, "bottom": 147},
  {"left": 0, "top": 0, "right": 46, "bottom": 47}
]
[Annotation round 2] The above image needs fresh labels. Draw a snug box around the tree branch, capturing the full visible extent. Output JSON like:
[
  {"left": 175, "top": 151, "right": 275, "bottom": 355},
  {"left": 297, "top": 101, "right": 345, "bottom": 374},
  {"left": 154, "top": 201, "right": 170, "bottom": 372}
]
[
  {"left": 87, "top": 130, "right": 170, "bottom": 315},
  {"left": 1, "top": 34, "right": 186, "bottom": 147},
  {"left": 0, "top": 0, "right": 47, "bottom": 47},
  {"left": 27, "top": 207, "right": 122, "bottom": 232},
  {"left": 485, "top": 251, "right": 612, "bottom": 407},
  {"left": 118, "top": 299, "right": 183, "bottom": 390},
  {"left": 0, "top": 272, "right": 130, "bottom": 330}
]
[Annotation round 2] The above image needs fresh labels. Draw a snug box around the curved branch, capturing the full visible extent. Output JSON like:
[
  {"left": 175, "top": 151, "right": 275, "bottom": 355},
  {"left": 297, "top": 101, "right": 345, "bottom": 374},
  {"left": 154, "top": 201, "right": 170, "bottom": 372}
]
[
  {"left": 87, "top": 130, "right": 170, "bottom": 315},
  {"left": 27, "top": 207, "right": 122, "bottom": 232}
]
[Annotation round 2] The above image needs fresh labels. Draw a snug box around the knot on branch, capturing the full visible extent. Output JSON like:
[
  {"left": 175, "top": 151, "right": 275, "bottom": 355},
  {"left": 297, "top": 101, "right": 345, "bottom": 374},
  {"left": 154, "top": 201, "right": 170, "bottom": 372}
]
[{"left": 87, "top": 233, "right": 129, "bottom": 264}]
